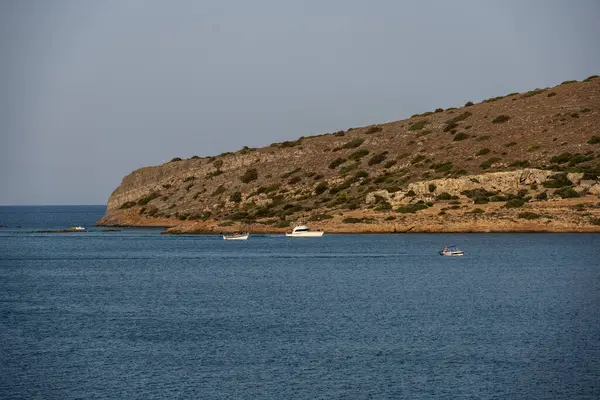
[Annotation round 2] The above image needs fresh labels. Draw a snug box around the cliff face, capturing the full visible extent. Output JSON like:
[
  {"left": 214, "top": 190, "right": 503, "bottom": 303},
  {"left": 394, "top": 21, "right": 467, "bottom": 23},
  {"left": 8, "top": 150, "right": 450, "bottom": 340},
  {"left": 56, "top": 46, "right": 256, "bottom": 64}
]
[{"left": 98, "top": 77, "right": 600, "bottom": 232}]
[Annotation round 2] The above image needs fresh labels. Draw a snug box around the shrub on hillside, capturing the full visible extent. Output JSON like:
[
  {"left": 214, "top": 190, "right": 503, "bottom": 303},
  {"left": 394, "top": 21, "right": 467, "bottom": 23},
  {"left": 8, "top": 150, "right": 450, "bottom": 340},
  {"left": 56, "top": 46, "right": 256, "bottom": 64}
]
[
  {"left": 397, "top": 203, "right": 428, "bottom": 213},
  {"left": 120, "top": 201, "right": 137, "bottom": 209},
  {"left": 348, "top": 149, "right": 370, "bottom": 161},
  {"left": 465, "top": 101, "right": 474, "bottom": 107},
  {"left": 543, "top": 173, "right": 572, "bottom": 188},
  {"left": 436, "top": 192, "right": 458, "bottom": 201},
  {"left": 504, "top": 198, "right": 527, "bottom": 208},
  {"left": 554, "top": 186, "right": 580, "bottom": 198},
  {"left": 518, "top": 212, "right": 540, "bottom": 220},
  {"left": 480, "top": 157, "right": 501, "bottom": 170},
  {"left": 341, "top": 138, "right": 365, "bottom": 149},
  {"left": 453, "top": 133, "right": 469, "bottom": 141},
  {"left": 368, "top": 152, "right": 388, "bottom": 166},
  {"left": 587, "top": 136, "right": 600, "bottom": 145},
  {"left": 492, "top": 115, "right": 510, "bottom": 124},
  {"left": 365, "top": 126, "right": 383, "bottom": 134},
  {"left": 170, "top": 157, "right": 182, "bottom": 162},
  {"left": 288, "top": 176, "right": 302, "bottom": 185},
  {"left": 229, "top": 191, "right": 242, "bottom": 202},
  {"left": 445, "top": 111, "right": 472, "bottom": 125},
  {"left": 408, "top": 120, "right": 429, "bottom": 131},
  {"left": 240, "top": 168, "right": 258, "bottom": 183},
  {"left": 328, "top": 157, "right": 346, "bottom": 169},
  {"left": 137, "top": 193, "right": 161, "bottom": 206}
]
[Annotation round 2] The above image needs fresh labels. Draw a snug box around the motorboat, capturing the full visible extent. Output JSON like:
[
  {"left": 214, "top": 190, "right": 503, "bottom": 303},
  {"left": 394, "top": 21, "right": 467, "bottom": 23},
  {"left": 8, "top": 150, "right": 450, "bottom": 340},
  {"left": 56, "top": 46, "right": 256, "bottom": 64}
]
[
  {"left": 440, "top": 246, "right": 464, "bottom": 256},
  {"left": 285, "top": 225, "right": 324, "bottom": 237},
  {"left": 223, "top": 233, "right": 249, "bottom": 240},
  {"left": 72, "top": 226, "right": 86, "bottom": 231}
]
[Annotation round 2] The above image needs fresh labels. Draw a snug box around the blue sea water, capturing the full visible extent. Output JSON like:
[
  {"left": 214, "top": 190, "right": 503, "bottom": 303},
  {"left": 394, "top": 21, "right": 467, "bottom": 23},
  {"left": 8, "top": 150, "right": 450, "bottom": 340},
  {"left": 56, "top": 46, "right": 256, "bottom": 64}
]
[{"left": 1, "top": 206, "right": 599, "bottom": 399}]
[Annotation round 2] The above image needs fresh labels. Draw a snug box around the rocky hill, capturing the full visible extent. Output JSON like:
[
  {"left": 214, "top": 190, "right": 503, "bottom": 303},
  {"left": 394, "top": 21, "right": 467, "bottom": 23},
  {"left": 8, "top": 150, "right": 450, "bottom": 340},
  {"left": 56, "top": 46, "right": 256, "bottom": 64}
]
[{"left": 98, "top": 76, "right": 600, "bottom": 233}]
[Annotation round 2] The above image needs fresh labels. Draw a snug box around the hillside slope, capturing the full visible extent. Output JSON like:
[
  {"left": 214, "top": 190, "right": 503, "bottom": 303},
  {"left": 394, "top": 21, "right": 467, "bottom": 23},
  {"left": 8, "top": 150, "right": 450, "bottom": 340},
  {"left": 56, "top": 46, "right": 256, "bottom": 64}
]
[{"left": 98, "top": 76, "right": 600, "bottom": 233}]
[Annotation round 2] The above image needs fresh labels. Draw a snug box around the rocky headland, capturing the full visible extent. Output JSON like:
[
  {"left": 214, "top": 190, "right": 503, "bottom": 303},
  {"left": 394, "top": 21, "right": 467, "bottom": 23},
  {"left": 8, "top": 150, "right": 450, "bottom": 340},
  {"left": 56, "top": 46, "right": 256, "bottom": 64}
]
[{"left": 98, "top": 77, "right": 600, "bottom": 233}]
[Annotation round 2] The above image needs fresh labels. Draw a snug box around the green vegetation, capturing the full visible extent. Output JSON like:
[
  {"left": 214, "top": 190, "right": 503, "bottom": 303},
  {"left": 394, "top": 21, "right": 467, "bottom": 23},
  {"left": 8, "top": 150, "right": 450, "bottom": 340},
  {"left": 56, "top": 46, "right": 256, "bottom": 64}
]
[
  {"left": 560, "top": 80, "right": 578, "bottom": 85},
  {"left": 397, "top": 203, "right": 428, "bottom": 213},
  {"left": 504, "top": 141, "right": 517, "bottom": 147},
  {"left": 436, "top": 192, "right": 458, "bottom": 201},
  {"left": 453, "top": 133, "right": 469, "bottom": 141},
  {"left": 547, "top": 92, "right": 557, "bottom": 97},
  {"left": 182, "top": 176, "right": 196, "bottom": 182},
  {"left": 588, "top": 136, "right": 600, "bottom": 145},
  {"left": 504, "top": 198, "right": 527, "bottom": 208},
  {"left": 368, "top": 152, "right": 388, "bottom": 166},
  {"left": 229, "top": 191, "right": 242, "bottom": 203},
  {"left": 430, "top": 161, "right": 453, "bottom": 172},
  {"left": 445, "top": 111, "right": 472, "bottom": 125},
  {"left": 492, "top": 115, "right": 510, "bottom": 124},
  {"left": 120, "top": 201, "right": 137, "bottom": 209},
  {"left": 428, "top": 183, "right": 437, "bottom": 193},
  {"left": 467, "top": 208, "right": 484, "bottom": 214},
  {"left": 339, "top": 162, "right": 359, "bottom": 174},
  {"left": 465, "top": 101, "right": 474, "bottom": 107},
  {"left": 476, "top": 148, "right": 491, "bottom": 156},
  {"left": 329, "top": 157, "right": 346, "bottom": 169},
  {"left": 281, "top": 167, "right": 301, "bottom": 179},
  {"left": 137, "top": 193, "right": 161, "bottom": 206},
  {"left": 343, "top": 217, "right": 373, "bottom": 224},
  {"left": 509, "top": 160, "right": 531, "bottom": 168},
  {"left": 583, "top": 75, "right": 599, "bottom": 82},
  {"left": 365, "top": 126, "right": 383, "bottom": 134},
  {"left": 518, "top": 212, "right": 540, "bottom": 220},
  {"left": 383, "top": 160, "right": 397, "bottom": 169},
  {"left": 554, "top": 186, "right": 580, "bottom": 198},
  {"left": 408, "top": 120, "right": 429, "bottom": 131},
  {"left": 288, "top": 176, "right": 302, "bottom": 184},
  {"left": 475, "top": 135, "right": 490, "bottom": 141},
  {"left": 480, "top": 157, "right": 501, "bottom": 170},
  {"left": 521, "top": 89, "right": 546, "bottom": 98},
  {"left": 348, "top": 149, "right": 370, "bottom": 161},
  {"left": 170, "top": 157, "right": 182, "bottom": 162},
  {"left": 240, "top": 168, "right": 258, "bottom": 183},
  {"left": 411, "top": 155, "right": 426, "bottom": 164},
  {"left": 536, "top": 191, "right": 548, "bottom": 201},
  {"left": 340, "top": 138, "right": 365, "bottom": 149},
  {"left": 543, "top": 173, "right": 572, "bottom": 188}
]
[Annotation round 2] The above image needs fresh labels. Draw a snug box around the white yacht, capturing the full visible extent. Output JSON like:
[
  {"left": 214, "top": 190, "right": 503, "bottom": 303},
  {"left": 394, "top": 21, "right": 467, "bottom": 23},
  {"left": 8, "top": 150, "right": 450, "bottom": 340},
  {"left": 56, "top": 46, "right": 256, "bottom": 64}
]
[
  {"left": 285, "top": 225, "right": 324, "bottom": 237},
  {"left": 223, "top": 233, "right": 249, "bottom": 240},
  {"left": 73, "top": 226, "right": 86, "bottom": 231},
  {"left": 440, "top": 246, "right": 464, "bottom": 256}
]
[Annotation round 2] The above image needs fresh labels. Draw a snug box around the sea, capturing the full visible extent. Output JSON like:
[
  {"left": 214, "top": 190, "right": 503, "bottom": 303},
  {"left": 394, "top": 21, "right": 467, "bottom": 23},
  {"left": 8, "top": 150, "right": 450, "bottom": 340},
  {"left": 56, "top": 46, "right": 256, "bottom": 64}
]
[{"left": 1, "top": 205, "right": 599, "bottom": 399}]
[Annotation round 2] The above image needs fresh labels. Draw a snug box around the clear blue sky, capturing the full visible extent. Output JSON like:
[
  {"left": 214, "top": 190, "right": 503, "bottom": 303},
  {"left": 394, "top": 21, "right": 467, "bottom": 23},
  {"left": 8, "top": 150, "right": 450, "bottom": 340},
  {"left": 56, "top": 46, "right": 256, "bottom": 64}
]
[{"left": 1, "top": 0, "right": 599, "bottom": 205}]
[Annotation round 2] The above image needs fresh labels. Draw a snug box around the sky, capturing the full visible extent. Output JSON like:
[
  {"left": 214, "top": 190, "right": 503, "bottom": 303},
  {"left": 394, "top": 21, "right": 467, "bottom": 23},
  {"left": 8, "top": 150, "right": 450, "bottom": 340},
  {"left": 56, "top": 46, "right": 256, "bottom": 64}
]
[{"left": 1, "top": 0, "right": 599, "bottom": 205}]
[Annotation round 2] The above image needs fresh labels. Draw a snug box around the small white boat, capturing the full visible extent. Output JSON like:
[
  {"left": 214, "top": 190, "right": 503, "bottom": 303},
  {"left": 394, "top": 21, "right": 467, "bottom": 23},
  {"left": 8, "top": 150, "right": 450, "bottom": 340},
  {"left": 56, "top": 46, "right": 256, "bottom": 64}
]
[
  {"left": 440, "top": 246, "right": 464, "bottom": 256},
  {"left": 223, "top": 233, "right": 249, "bottom": 240},
  {"left": 285, "top": 225, "right": 324, "bottom": 237},
  {"left": 73, "top": 226, "right": 86, "bottom": 231}
]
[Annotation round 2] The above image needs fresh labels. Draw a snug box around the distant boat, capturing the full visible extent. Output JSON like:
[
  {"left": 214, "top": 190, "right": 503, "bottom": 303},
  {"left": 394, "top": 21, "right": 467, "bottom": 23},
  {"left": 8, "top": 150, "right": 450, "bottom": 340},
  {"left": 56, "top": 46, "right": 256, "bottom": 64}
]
[
  {"left": 72, "top": 226, "right": 86, "bottom": 231},
  {"left": 223, "top": 233, "right": 249, "bottom": 241},
  {"left": 285, "top": 225, "right": 324, "bottom": 237},
  {"left": 440, "top": 246, "right": 464, "bottom": 256}
]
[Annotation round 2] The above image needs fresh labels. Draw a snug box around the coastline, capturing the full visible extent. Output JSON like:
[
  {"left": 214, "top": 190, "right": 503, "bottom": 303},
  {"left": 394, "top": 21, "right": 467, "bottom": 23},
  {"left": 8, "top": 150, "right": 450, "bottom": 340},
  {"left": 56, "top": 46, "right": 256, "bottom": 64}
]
[{"left": 97, "top": 196, "right": 600, "bottom": 234}]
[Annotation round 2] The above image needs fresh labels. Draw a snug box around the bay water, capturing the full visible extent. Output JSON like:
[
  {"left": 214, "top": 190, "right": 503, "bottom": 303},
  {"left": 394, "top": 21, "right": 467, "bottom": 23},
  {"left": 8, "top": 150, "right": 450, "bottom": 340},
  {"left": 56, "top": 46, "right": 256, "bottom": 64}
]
[{"left": 1, "top": 206, "right": 599, "bottom": 399}]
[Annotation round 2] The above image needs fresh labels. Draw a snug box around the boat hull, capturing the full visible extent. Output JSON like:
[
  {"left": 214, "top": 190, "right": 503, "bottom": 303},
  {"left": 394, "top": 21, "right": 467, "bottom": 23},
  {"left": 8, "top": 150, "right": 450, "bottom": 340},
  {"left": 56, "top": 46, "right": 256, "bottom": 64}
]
[
  {"left": 285, "top": 231, "right": 324, "bottom": 237},
  {"left": 440, "top": 251, "right": 464, "bottom": 256},
  {"left": 223, "top": 234, "right": 249, "bottom": 241}
]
